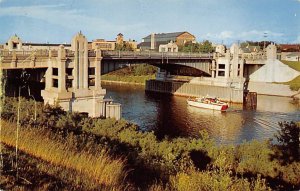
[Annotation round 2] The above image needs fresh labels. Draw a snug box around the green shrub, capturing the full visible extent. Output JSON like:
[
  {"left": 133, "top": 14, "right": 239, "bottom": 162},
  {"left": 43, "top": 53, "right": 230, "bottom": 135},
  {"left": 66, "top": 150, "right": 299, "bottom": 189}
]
[
  {"left": 236, "top": 140, "right": 280, "bottom": 178},
  {"left": 170, "top": 170, "right": 271, "bottom": 191}
]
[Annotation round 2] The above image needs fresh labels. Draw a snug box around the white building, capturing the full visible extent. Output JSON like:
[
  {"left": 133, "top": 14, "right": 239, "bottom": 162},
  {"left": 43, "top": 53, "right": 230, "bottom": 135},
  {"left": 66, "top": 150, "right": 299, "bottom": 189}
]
[
  {"left": 283, "top": 52, "right": 300, "bottom": 61},
  {"left": 158, "top": 41, "right": 178, "bottom": 52}
]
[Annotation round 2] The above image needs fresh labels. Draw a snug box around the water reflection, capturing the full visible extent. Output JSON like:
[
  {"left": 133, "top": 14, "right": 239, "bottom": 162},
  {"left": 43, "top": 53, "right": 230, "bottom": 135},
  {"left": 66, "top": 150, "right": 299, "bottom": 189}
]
[
  {"left": 103, "top": 83, "right": 300, "bottom": 144},
  {"left": 257, "top": 95, "right": 299, "bottom": 113}
]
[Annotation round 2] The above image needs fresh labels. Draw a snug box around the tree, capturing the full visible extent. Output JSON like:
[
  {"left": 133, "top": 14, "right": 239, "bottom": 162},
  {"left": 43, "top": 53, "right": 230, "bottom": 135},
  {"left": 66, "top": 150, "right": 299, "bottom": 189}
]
[
  {"left": 115, "top": 42, "right": 134, "bottom": 51},
  {"left": 199, "top": 40, "right": 214, "bottom": 53},
  {"left": 276, "top": 121, "right": 300, "bottom": 162}
]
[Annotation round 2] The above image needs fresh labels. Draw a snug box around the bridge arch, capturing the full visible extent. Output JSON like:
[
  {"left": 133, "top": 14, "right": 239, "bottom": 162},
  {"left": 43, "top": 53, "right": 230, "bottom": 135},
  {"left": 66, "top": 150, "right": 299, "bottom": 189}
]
[{"left": 101, "top": 60, "right": 212, "bottom": 77}]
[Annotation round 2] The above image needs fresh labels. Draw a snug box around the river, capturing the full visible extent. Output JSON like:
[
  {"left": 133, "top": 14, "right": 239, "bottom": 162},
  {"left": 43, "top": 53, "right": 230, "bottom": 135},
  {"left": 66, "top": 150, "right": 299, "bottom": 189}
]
[{"left": 103, "top": 83, "right": 300, "bottom": 145}]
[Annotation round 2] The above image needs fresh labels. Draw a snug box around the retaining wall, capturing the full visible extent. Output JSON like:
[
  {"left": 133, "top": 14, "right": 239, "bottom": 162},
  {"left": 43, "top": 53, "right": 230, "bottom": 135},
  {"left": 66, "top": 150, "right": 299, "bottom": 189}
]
[{"left": 146, "top": 80, "right": 244, "bottom": 103}]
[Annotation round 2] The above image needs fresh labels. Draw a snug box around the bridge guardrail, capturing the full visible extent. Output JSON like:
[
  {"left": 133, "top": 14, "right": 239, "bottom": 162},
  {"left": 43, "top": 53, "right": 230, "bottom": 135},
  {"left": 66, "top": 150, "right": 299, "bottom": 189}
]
[
  {"left": 0, "top": 50, "right": 50, "bottom": 57},
  {"left": 101, "top": 50, "right": 213, "bottom": 59}
]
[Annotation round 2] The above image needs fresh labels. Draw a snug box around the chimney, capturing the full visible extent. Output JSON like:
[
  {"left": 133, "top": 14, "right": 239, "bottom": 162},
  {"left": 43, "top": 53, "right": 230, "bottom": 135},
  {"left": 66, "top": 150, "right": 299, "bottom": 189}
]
[{"left": 150, "top": 33, "right": 155, "bottom": 50}]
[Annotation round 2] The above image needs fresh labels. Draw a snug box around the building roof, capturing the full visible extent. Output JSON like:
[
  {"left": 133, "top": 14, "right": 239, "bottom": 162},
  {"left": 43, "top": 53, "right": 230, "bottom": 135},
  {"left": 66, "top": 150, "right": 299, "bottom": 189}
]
[
  {"left": 142, "top": 31, "right": 195, "bottom": 40},
  {"left": 137, "top": 41, "right": 169, "bottom": 49},
  {"left": 280, "top": 44, "right": 300, "bottom": 52}
]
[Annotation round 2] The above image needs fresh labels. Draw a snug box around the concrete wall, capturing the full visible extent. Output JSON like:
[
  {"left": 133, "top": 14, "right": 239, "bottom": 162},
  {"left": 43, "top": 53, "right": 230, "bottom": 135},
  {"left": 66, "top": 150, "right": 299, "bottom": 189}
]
[
  {"left": 249, "top": 59, "right": 300, "bottom": 82},
  {"left": 159, "top": 42, "right": 178, "bottom": 52},
  {"left": 146, "top": 80, "right": 243, "bottom": 103},
  {"left": 247, "top": 82, "right": 297, "bottom": 97}
]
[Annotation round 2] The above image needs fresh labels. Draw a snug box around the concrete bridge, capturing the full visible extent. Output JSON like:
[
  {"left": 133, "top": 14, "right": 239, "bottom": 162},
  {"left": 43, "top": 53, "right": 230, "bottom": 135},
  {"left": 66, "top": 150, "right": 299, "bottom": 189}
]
[
  {"left": 0, "top": 49, "right": 214, "bottom": 74},
  {"left": 0, "top": 32, "right": 278, "bottom": 116},
  {"left": 0, "top": 47, "right": 267, "bottom": 80}
]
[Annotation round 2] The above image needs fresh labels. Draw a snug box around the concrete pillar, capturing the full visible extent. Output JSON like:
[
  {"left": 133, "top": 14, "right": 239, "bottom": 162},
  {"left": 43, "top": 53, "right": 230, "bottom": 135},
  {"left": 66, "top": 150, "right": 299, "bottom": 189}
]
[
  {"left": 230, "top": 44, "right": 239, "bottom": 78},
  {"left": 225, "top": 52, "right": 231, "bottom": 78},
  {"left": 73, "top": 42, "right": 79, "bottom": 89},
  {"left": 83, "top": 40, "right": 89, "bottom": 89},
  {"left": 79, "top": 44, "right": 84, "bottom": 89},
  {"left": 95, "top": 48, "right": 102, "bottom": 90},
  {"left": 45, "top": 58, "right": 53, "bottom": 90},
  {"left": 150, "top": 33, "right": 155, "bottom": 50},
  {"left": 71, "top": 32, "right": 88, "bottom": 90},
  {"left": 266, "top": 44, "right": 277, "bottom": 61},
  {"left": 240, "top": 56, "right": 244, "bottom": 78},
  {"left": 30, "top": 52, "right": 36, "bottom": 67},
  {"left": 10, "top": 50, "right": 17, "bottom": 68},
  {"left": 212, "top": 60, "right": 216, "bottom": 78},
  {"left": 58, "top": 45, "right": 66, "bottom": 92}
]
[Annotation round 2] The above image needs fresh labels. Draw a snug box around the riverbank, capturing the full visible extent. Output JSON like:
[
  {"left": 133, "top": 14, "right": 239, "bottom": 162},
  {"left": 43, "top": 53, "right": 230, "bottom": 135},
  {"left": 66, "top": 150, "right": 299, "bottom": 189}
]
[
  {"left": 1, "top": 97, "right": 299, "bottom": 190},
  {"left": 101, "top": 64, "right": 157, "bottom": 85},
  {"left": 101, "top": 74, "right": 155, "bottom": 85},
  {"left": 102, "top": 79, "right": 146, "bottom": 85}
]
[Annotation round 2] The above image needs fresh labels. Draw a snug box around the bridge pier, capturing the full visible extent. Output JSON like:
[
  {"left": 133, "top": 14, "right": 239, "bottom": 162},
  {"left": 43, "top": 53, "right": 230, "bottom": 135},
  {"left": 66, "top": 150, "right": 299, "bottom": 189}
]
[{"left": 41, "top": 32, "right": 121, "bottom": 119}]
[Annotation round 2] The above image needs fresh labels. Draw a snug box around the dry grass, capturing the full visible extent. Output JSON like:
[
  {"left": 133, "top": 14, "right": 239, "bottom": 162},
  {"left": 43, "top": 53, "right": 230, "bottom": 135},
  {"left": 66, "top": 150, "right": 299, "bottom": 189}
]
[{"left": 0, "top": 121, "right": 127, "bottom": 190}]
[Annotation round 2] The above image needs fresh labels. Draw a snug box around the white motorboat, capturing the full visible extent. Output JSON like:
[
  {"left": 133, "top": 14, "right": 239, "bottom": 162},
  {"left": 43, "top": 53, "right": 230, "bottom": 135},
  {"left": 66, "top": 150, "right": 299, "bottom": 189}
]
[{"left": 187, "top": 97, "right": 229, "bottom": 111}]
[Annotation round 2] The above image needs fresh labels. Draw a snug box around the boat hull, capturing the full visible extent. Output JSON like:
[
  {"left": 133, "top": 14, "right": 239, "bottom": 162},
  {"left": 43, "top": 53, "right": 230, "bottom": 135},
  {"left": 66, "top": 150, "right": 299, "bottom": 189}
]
[{"left": 187, "top": 100, "right": 228, "bottom": 111}]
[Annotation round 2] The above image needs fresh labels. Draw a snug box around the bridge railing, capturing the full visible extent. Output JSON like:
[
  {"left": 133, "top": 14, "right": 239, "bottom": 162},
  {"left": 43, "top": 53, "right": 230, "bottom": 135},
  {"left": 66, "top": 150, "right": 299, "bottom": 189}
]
[
  {"left": 102, "top": 50, "right": 213, "bottom": 59},
  {"left": 241, "top": 53, "right": 267, "bottom": 60},
  {"left": 0, "top": 50, "right": 50, "bottom": 57}
]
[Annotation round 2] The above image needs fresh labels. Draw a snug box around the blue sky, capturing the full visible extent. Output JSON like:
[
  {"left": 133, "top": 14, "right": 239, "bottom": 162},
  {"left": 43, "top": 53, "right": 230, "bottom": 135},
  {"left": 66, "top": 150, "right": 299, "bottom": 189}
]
[{"left": 0, "top": 0, "right": 299, "bottom": 45}]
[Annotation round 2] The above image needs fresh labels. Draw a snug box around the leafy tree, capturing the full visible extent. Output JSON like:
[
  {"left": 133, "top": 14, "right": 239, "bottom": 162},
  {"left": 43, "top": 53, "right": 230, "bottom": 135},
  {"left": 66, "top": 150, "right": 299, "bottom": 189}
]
[
  {"left": 199, "top": 40, "right": 214, "bottom": 53},
  {"left": 133, "top": 64, "right": 157, "bottom": 76},
  {"left": 179, "top": 40, "right": 214, "bottom": 53},
  {"left": 180, "top": 42, "right": 200, "bottom": 53},
  {"left": 115, "top": 42, "right": 134, "bottom": 51},
  {"left": 276, "top": 121, "right": 300, "bottom": 162}
]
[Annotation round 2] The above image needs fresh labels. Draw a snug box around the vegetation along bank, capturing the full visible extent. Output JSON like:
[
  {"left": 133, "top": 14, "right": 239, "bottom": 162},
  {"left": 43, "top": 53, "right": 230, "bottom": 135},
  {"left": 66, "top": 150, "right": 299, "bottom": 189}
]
[{"left": 0, "top": 97, "right": 299, "bottom": 190}]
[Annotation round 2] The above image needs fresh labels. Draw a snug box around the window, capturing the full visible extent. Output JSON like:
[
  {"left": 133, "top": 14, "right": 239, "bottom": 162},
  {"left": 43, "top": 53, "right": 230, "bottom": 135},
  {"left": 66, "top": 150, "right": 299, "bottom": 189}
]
[
  {"left": 13, "top": 43, "right": 17, "bottom": 49},
  {"left": 218, "top": 71, "right": 225, "bottom": 76},
  {"left": 53, "top": 79, "right": 58, "bottom": 88},
  {"left": 88, "top": 68, "right": 95, "bottom": 75},
  {"left": 52, "top": 68, "right": 58, "bottom": 76},
  {"left": 218, "top": 64, "right": 225, "bottom": 69},
  {"left": 66, "top": 68, "right": 73, "bottom": 76}
]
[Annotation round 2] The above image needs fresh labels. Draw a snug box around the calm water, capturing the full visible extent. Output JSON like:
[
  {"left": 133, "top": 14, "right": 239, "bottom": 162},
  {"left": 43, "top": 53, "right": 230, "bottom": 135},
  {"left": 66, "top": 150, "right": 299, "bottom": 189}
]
[{"left": 103, "top": 83, "right": 300, "bottom": 144}]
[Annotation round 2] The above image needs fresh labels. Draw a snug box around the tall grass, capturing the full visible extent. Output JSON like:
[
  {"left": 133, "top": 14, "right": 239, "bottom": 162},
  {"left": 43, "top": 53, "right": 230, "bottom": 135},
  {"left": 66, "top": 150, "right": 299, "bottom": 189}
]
[{"left": 0, "top": 121, "right": 126, "bottom": 190}]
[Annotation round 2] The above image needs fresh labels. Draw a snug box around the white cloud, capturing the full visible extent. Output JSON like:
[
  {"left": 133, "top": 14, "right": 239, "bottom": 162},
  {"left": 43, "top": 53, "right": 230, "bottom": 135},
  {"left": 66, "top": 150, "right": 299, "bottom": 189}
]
[
  {"left": 0, "top": 4, "right": 145, "bottom": 36},
  {"left": 204, "top": 30, "right": 283, "bottom": 43},
  {"left": 204, "top": 31, "right": 233, "bottom": 40}
]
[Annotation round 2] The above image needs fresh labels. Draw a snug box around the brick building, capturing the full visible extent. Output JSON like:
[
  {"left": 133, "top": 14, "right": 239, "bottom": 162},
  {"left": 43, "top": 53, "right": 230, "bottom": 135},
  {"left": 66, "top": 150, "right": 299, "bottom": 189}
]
[{"left": 138, "top": 31, "right": 196, "bottom": 51}]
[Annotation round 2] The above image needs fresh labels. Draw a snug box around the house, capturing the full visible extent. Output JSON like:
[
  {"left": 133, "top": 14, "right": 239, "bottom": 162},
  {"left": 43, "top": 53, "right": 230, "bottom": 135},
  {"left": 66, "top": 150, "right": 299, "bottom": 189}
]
[
  {"left": 138, "top": 31, "right": 196, "bottom": 51},
  {"left": 279, "top": 44, "right": 300, "bottom": 52},
  {"left": 91, "top": 39, "right": 116, "bottom": 50},
  {"left": 159, "top": 41, "right": 178, "bottom": 52},
  {"left": 282, "top": 52, "right": 300, "bottom": 61}
]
